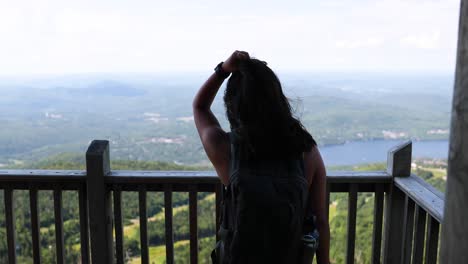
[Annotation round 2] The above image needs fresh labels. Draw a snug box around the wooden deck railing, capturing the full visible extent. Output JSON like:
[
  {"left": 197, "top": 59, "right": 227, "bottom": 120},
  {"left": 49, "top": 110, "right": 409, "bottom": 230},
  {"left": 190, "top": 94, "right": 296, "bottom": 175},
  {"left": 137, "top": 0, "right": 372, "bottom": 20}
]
[{"left": 0, "top": 140, "right": 445, "bottom": 264}]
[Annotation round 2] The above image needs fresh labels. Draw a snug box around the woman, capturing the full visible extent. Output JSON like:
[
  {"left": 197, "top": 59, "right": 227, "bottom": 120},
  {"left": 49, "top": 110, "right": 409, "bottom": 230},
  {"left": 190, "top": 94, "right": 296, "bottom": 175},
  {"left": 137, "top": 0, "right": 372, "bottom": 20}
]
[{"left": 193, "top": 50, "right": 330, "bottom": 264}]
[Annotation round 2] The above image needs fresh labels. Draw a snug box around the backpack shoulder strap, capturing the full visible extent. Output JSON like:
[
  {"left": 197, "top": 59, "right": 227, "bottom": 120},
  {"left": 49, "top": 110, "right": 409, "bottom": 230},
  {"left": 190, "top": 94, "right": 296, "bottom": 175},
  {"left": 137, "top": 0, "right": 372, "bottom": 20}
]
[{"left": 227, "top": 132, "right": 240, "bottom": 180}]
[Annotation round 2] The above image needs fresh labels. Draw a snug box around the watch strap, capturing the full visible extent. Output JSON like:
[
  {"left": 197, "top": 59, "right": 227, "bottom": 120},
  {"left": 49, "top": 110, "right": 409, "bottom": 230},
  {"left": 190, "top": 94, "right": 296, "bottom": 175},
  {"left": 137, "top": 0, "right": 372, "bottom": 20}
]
[{"left": 214, "top": 62, "right": 230, "bottom": 79}]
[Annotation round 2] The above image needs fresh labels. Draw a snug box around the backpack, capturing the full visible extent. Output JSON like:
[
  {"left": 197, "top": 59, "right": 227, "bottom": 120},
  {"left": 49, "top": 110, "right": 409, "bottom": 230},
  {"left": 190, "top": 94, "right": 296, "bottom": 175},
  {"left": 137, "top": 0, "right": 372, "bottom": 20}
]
[{"left": 211, "top": 132, "right": 310, "bottom": 264}]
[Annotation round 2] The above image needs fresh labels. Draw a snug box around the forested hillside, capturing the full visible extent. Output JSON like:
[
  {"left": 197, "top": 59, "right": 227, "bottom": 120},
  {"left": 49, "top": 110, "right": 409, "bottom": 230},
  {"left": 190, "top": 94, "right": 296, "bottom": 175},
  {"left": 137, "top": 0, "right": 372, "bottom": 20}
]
[{"left": 0, "top": 73, "right": 452, "bottom": 166}]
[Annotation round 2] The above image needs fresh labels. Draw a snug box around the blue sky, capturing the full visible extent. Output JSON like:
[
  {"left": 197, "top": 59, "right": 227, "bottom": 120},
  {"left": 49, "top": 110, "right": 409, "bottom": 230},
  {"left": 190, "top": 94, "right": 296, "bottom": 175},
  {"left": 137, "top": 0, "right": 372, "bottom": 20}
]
[{"left": 0, "top": 0, "right": 460, "bottom": 75}]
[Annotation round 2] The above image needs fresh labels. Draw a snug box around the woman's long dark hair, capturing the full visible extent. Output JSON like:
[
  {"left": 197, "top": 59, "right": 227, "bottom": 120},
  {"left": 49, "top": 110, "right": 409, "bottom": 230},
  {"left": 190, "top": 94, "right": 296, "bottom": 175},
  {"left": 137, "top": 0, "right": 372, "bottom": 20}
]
[{"left": 224, "top": 59, "right": 316, "bottom": 160}]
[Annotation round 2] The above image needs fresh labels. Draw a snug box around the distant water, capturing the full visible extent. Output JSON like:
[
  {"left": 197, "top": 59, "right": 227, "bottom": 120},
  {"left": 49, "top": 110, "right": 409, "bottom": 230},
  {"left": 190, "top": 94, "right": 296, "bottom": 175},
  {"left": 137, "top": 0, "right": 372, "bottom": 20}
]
[{"left": 320, "top": 140, "right": 449, "bottom": 166}]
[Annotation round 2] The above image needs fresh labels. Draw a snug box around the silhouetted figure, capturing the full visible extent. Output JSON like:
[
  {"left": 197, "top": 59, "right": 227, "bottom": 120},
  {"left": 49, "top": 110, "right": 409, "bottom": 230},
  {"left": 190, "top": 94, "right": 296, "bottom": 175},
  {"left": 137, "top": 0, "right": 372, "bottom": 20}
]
[{"left": 193, "top": 51, "right": 330, "bottom": 264}]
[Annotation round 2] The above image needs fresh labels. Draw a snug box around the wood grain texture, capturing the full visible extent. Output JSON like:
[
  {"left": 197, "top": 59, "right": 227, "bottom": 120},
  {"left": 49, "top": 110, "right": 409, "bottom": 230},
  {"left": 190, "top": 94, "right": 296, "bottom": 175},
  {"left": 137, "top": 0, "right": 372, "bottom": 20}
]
[
  {"left": 372, "top": 184, "right": 384, "bottom": 264},
  {"left": 383, "top": 141, "right": 412, "bottom": 264},
  {"left": 387, "top": 141, "right": 412, "bottom": 177},
  {"left": 383, "top": 186, "right": 406, "bottom": 264},
  {"left": 4, "top": 188, "right": 16, "bottom": 264},
  {"left": 346, "top": 184, "right": 358, "bottom": 264},
  {"left": 113, "top": 188, "right": 124, "bottom": 264},
  {"left": 401, "top": 197, "right": 415, "bottom": 264},
  {"left": 139, "top": 187, "right": 149, "bottom": 264},
  {"left": 78, "top": 185, "right": 90, "bottom": 264},
  {"left": 0, "top": 169, "right": 391, "bottom": 187},
  {"left": 164, "top": 184, "right": 175, "bottom": 264},
  {"left": 189, "top": 187, "right": 199, "bottom": 264},
  {"left": 425, "top": 216, "right": 440, "bottom": 264},
  {"left": 412, "top": 206, "right": 426, "bottom": 264},
  {"left": 54, "top": 188, "right": 65, "bottom": 264},
  {"left": 440, "top": 1, "right": 468, "bottom": 263},
  {"left": 86, "top": 140, "right": 114, "bottom": 264},
  {"left": 394, "top": 175, "right": 444, "bottom": 222},
  {"left": 29, "top": 188, "right": 41, "bottom": 264}
]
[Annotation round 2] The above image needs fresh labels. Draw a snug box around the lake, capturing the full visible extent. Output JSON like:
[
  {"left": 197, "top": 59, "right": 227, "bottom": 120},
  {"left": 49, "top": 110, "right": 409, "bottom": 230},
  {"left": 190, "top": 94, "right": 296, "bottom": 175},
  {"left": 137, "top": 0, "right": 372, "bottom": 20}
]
[{"left": 320, "top": 140, "right": 449, "bottom": 166}]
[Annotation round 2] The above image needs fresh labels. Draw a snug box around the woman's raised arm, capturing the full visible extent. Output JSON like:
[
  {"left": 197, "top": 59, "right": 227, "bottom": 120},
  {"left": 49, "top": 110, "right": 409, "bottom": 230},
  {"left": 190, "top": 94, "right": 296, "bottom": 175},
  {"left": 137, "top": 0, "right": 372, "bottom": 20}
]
[{"left": 193, "top": 50, "right": 249, "bottom": 185}]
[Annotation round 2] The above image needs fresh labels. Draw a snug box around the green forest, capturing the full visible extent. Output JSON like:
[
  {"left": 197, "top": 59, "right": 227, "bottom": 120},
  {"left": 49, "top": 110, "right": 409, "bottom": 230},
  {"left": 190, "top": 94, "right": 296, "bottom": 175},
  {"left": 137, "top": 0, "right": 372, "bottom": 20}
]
[
  {"left": 0, "top": 154, "right": 446, "bottom": 264},
  {"left": 0, "top": 73, "right": 452, "bottom": 167}
]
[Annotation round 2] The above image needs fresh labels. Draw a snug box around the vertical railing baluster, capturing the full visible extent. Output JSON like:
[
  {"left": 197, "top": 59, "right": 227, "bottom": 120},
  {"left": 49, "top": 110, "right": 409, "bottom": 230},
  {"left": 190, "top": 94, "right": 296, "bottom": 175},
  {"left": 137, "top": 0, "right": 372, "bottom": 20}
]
[
  {"left": 78, "top": 185, "right": 90, "bottom": 264},
  {"left": 372, "top": 184, "right": 384, "bottom": 264},
  {"left": 383, "top": 141, "right": 412, "bottom": 264},
  {"left": 139, "top": 186, "right": 149, "bottom": 264},
  {"left": 86, "top": 140, "right": 114, "bottom": 264},
  {"left": 401, "top": 196, "right": 415, "bottom": 264},
  {"left": 164, "top": 184, "right": 174, "bottom": 264},
  {"left": 54, "top": 187, "right": 65, "bottom": 264},
  {"left": 424, "top": 216, "right": 440, "bottom": 264},
  {"left": 29, "top": 188, "right": 41, "bottom": 264},
  {"left": 4, "top": 187, "right": 16, "bottom": 264},
  {"left": 412, "top": 205, "right": 427, "bottom": 264},
  {"left": 384, "top": 185, "right": 406, "bottom": 264},
  {"left": 113, "top": 188, "right": 124, "bottom": 264},
  {"left": 189, "top": 186, "right": 198, "bottom": 264},
  {"left": 346, "top": 184, "right": 358, "bottom": 264}
]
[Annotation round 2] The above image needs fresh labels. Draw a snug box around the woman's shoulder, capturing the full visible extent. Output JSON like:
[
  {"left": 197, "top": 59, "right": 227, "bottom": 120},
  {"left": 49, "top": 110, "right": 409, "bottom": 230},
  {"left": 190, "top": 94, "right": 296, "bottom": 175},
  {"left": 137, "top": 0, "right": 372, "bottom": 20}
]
[
  {"left": 303, "top": 145, "right": 321, "bottom": 161},
  {"left": 303, "top": 145, "right": 325, "bottom": 185}
]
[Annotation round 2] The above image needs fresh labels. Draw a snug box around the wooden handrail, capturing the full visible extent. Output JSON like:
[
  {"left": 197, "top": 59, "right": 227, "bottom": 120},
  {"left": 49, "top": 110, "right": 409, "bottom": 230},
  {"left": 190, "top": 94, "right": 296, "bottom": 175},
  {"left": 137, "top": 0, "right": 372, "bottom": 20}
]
[
  {"left": 394, "top": 174, "right": 444, "bottom": 222},
  {"left": 0, "top": 169, "right": 391, "bottom": 184}
]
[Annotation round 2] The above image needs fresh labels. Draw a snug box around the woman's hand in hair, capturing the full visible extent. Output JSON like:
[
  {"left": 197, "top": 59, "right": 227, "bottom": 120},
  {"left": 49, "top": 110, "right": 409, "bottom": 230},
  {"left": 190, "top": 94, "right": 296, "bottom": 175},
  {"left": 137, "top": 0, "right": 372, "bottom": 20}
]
[{"left": 222, "top": 50, "right": 250, "bottom": 72}]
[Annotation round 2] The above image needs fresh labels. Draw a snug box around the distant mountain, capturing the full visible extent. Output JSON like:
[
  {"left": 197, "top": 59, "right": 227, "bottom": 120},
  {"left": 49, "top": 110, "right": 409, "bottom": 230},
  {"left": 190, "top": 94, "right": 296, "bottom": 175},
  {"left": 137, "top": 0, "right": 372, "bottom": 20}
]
[
  {"left": 68, "top": 80, "right": 147, "bottom": 97},
  {"left": 0, "top": 73, "right": 453, "bottom": 166}
]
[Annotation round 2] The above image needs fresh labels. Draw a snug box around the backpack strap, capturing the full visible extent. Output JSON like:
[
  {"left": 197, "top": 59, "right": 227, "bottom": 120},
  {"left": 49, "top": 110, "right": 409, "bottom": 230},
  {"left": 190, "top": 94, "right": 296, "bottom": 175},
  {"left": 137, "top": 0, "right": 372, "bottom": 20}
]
[{"left": 227, "top": 132, "right": 240, "bottom": 180}]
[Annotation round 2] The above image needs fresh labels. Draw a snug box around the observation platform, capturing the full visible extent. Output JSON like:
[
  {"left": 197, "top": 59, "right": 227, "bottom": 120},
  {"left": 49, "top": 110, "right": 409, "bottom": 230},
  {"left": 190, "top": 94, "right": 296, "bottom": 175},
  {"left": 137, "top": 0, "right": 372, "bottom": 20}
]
[{"left": 0, "top": 140, "right": 444, "bottom": 264}]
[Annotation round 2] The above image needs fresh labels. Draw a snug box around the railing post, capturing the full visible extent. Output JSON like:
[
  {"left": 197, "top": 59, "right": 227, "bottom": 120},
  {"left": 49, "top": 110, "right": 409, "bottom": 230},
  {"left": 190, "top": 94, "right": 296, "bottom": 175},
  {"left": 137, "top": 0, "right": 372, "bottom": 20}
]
[
  {"left": 383, "top": 141, "right": 412, "bottom": 264},
  {"left": 86, "top": 140, "right": 114, "bottom": 264}
]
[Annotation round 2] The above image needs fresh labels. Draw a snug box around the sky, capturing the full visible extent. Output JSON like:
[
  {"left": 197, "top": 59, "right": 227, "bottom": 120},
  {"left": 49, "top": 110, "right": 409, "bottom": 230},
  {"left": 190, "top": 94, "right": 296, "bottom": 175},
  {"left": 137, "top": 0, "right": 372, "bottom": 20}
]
[{"left": 0, "top": 0, "right": 461, "bottom": 75}]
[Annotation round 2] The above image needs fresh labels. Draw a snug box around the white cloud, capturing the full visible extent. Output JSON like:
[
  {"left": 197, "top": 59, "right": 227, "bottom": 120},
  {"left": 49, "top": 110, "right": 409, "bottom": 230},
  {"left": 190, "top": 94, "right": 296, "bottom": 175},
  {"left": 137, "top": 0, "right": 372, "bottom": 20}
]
[
  {"left": 335, "top": 37, "right": 384, "bottom": 49},
  {"left": 0, "top": 0, "right": 460, "bottom": 74},
  {"left": 400, "top": 31, "right": 441, "bottom": 49}
]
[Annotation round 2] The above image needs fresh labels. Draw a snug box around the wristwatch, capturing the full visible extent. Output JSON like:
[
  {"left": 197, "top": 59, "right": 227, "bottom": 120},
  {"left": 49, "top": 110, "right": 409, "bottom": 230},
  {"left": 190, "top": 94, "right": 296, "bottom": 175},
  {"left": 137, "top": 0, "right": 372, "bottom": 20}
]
[{"left": 214, "top": 62, "right": 230, "bottom": 79}]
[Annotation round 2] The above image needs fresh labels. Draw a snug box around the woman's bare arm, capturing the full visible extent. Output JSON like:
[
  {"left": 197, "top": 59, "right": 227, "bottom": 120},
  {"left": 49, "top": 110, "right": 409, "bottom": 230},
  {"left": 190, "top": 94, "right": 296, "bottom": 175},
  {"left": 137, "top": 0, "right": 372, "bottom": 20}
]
[
  {"left": 193, "top": 51, "right": 250, "bottom": 185},
  {"left": 304, "top": 147, "right": 330, "bottom": 264},
  {"left": 193, "top": 72, "right": 230, "bottom": 185}
]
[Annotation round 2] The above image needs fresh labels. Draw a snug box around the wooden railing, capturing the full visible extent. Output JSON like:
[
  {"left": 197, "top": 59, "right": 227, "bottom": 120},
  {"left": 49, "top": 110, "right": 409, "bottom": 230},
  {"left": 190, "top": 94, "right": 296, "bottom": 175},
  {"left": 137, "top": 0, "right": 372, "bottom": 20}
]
[
  {"left": 0, "top": 140, "right": 445, "bottom": 264},
  {"left": 383, "top": 141, "right": 444, "bottom": 264},
  {"left": 0, "top": 170, "right": 88, "bottom": 264}
]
